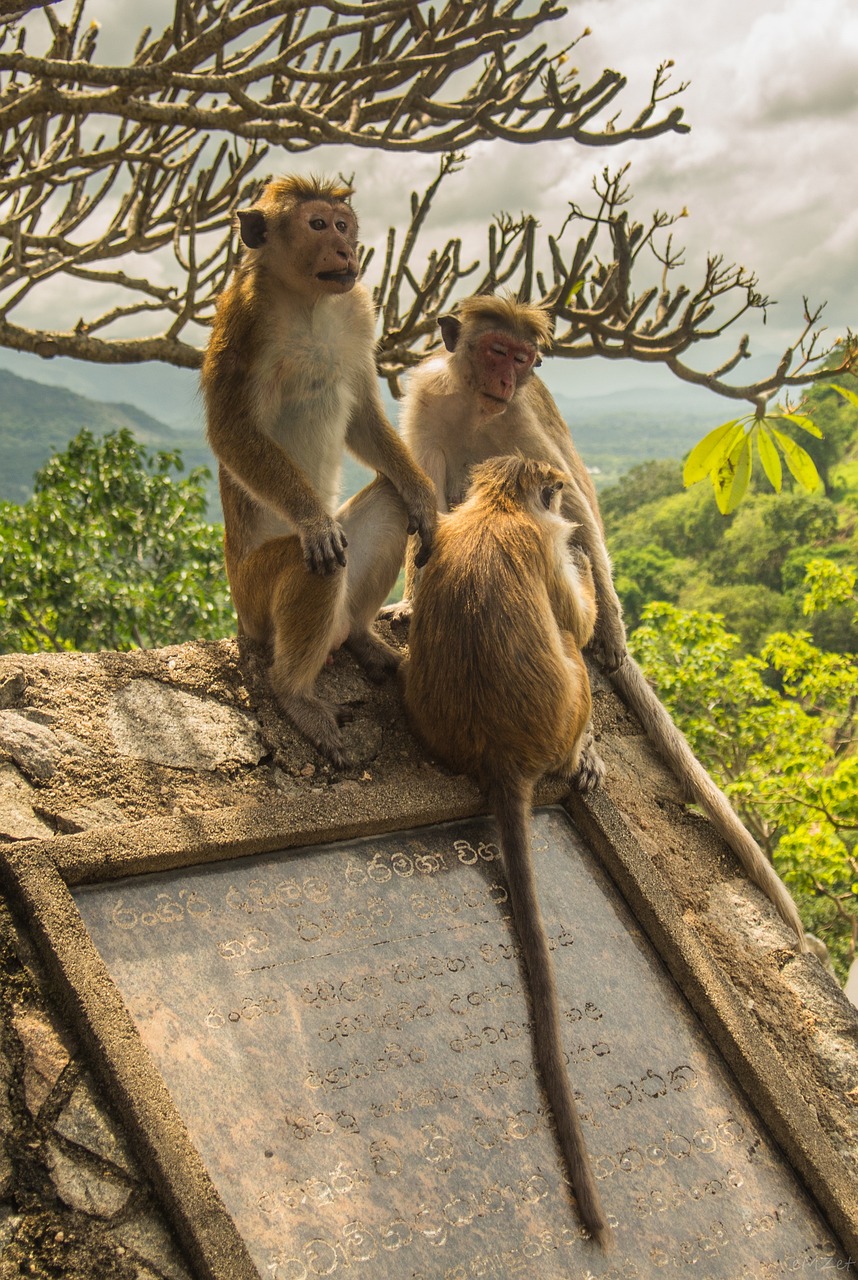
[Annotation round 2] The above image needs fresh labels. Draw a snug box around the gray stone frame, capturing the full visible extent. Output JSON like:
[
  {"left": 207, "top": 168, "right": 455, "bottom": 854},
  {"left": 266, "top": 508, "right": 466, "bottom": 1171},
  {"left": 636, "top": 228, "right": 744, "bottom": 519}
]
[{"left": 2, "top": 773, "right": 856, "bottom": 1279}]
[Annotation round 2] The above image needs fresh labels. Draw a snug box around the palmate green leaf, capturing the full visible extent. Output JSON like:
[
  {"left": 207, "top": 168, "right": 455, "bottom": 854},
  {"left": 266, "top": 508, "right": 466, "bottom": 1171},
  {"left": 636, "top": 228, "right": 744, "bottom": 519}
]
[
  {"left": 778, "top": 412, "right": 823, "bottom": 438},
  {"left": 712, "top": 429, "right": 752, "bottom": 514},
  {"left": 756, "top": 424, "right": 783, "bottom": 492},
  {"left": 683, "top": 419, "right": 745, "bottom": 487},
  {"left": 830, "top": 382, "right": 858, "bottom": 409},
  {"left": 770, "top": 428, "right": 823, "bottom": 493}
]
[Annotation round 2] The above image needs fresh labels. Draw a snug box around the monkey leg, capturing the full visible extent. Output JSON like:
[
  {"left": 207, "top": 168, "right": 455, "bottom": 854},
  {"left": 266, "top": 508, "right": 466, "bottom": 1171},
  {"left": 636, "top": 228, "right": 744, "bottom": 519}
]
[
  {"left": 337, "top": 477, "right": 409, "bottom": 681},
  {"left": 232, "top": 537, "right": 352, "bottom": 765},
  {"left": 555, "top": 638, "right": 605, "bottom": 794}
]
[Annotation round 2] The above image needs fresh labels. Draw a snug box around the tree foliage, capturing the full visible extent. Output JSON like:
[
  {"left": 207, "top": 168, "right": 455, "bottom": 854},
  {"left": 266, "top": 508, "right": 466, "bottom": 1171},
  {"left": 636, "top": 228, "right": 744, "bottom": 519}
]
[
  {"left": 629, "top": 570, "right": 858, "bottom": 979},
  {"left": 0, "top": 428, "right": 234, "bottom": 652}
]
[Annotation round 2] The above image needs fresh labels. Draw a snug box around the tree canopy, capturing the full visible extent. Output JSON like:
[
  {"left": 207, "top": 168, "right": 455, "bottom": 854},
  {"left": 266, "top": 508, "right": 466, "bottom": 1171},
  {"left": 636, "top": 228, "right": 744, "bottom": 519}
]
[{"left": 0, "top": 428, "right": 233, "bottom": 652}]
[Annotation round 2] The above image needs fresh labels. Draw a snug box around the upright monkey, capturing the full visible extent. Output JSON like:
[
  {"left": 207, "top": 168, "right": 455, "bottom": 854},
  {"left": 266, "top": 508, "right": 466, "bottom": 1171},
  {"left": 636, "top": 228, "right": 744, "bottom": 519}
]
[
  {"left": 401, "top": 454, "right": 612, "bottom": 1249},
  {"left": 394, "top": 293, "right": 807, "bottom": 949},
  {"left": 202, "top": 176, "right": 436, "bottom": 766}
]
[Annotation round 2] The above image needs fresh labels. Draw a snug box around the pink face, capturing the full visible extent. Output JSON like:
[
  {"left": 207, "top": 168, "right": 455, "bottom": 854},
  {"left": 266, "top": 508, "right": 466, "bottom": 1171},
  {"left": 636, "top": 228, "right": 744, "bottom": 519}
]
[
  {"left": 473, "top": 330, "right": 538, "bottom": 406},
  {"left": 294, "top": 199, "right": 359, "bottom": 293}
]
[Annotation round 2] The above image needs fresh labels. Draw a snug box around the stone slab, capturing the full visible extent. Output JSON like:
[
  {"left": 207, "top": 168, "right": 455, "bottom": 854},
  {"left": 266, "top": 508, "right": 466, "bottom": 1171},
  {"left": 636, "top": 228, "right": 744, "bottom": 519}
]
[{"left": 73, "top": 809, "right": 847, "bottom": 1279}]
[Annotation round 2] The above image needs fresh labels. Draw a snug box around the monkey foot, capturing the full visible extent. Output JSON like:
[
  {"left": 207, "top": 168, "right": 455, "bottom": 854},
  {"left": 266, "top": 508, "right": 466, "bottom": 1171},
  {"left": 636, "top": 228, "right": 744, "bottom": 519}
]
[
  {"left": 573, "top": 743, "right": 606, "bottom": 794},
  {"left": 279, "top": 692, "right": 353, "bottom": 770},
  {"left": 377, "top": 600, "right": 412, "bottom": 630},
  {"left": 345, "top": 631, "right": 401, "bottom": 683}
]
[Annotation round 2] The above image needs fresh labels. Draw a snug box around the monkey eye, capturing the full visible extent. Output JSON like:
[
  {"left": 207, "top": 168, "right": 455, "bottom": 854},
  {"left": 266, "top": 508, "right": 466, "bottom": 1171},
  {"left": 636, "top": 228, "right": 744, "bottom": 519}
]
[
  {"left": 490, "top": 344, "right": 508, "bottom": 357},
  {"left": 309, "top": 217, "right": 327, "bottom": 230},
  {"left": 335, "top": 219, "right": 349, "bottom": 233},
  {"left": 514, "top": 352, "right": 531, "bottom": 366}
]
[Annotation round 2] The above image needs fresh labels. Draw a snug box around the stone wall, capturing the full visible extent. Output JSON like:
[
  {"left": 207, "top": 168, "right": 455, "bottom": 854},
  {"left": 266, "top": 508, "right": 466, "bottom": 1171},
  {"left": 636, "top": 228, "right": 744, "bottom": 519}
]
[{"left": 1, "top": 632, "right": 856, "bottom": 1275}]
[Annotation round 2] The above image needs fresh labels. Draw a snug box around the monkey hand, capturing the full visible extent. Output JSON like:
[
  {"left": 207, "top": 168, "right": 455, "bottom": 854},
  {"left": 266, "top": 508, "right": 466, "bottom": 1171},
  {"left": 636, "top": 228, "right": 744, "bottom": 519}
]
[
  {"left": 301, "top": 517, "right": 348, "bottom": 575},
  {"left": 589, "top": 623, "right": 627, "bottom": 675},
  {"left": 406, "top": 494, "right": 437, "bottom": 569}
]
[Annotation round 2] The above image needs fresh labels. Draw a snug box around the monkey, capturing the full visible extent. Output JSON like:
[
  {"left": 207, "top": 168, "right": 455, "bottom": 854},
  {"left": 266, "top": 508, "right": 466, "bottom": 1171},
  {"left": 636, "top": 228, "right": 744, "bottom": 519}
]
[
  {"left": 400, "top": 454, "right": 613, "bottom": 1250},
  {"left": 201, "top": 175, "right": 436, "bottom": 767},
  {"left": 388, "top": 292, "right": 808, "bottom": 950}
]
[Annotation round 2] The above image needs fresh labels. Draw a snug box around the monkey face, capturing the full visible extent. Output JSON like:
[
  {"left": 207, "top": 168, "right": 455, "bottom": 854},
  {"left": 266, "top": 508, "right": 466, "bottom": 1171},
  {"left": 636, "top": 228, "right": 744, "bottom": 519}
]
[
  {"left": 472, "top": 330, "right": 539, "bottom": 412},
  {"left": 297, "top": 200, "right": 359, "bottom": 292},
  {"left": 254, "top": 199, "right": 359, "bottom": 297}
]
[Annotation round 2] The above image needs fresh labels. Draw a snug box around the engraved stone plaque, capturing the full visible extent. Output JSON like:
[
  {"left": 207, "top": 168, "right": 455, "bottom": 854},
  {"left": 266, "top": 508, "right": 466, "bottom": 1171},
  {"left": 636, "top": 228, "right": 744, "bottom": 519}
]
[{"left": 73, "top": 809, "right": 846, "bottom": 1278}]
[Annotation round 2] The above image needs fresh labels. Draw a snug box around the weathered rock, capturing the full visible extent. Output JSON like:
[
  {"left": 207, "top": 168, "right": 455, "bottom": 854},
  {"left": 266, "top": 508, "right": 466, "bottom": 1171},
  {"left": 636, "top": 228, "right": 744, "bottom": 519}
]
[
  {"left": 0, "top": 762, "right": 53, "bottom": 841},
  {"left": 0, "top": 668, "right": 26, "bottom": 709},
  {"left": 109, "top": 1211, "right": 193, "bottom": 1280},
  {"left": 12, "top": 1006, "right": 77, "bottom": 1116},
  {"left": 46, "top": 1140, "right": 132, "bottom": 1219},
  {"left": 0, "top": 710, "right": 85, "bottom": 781},
  {"left": 108, "top": 680, "right": 264, "bottom": 770},
  {"left": 54, "top": 1075, "right": 135, "bottom": 1174}
]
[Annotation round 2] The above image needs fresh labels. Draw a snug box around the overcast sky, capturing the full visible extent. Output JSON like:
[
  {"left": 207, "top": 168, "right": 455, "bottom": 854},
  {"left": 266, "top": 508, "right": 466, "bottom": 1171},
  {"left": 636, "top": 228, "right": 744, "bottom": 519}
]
[{"left": 4, "top": 0, "right": 857, "bottom": 410}]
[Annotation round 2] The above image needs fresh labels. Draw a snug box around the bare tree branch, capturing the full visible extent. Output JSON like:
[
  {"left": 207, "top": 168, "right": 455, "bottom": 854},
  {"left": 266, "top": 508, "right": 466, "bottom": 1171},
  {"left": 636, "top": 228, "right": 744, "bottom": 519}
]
[
  {"left": 373, "top": 162, "right": 858, "bottom": 407},
  {"left": 0, "top": 0, "right": 693, "bottom": 368},
  {"left": 1, "top": 1, "right": 852, "bottom": 410}
]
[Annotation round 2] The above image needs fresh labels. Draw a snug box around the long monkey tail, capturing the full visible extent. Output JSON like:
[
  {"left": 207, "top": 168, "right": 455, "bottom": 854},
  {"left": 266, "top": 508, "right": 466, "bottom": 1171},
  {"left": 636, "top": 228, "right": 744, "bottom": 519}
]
[
  {"left": 609, "top": 656, "right": 808, "bottom": 952},
  {"left": 490, "top": 776, "right": 614, "bottom": 1250}
]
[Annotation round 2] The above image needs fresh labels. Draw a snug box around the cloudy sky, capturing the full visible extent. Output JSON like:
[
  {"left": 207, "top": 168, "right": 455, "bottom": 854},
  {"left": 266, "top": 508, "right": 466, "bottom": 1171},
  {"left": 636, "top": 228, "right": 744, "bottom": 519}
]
[{"left": 3, "top": 0, "right": 857, "bottom": 413}]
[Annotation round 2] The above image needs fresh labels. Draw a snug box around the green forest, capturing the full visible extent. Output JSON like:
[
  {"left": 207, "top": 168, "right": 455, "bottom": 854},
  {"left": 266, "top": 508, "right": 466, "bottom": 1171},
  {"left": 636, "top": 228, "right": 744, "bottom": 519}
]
[{"left": 1, "top": 373, "right": 857, "bottom": 979}]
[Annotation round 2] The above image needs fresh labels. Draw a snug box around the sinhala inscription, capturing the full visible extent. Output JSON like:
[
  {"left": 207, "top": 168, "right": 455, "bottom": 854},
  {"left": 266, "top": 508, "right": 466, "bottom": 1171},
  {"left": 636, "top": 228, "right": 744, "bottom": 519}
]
[{"left": 73, "top": 809, "right": 847, "bottom": 1279}]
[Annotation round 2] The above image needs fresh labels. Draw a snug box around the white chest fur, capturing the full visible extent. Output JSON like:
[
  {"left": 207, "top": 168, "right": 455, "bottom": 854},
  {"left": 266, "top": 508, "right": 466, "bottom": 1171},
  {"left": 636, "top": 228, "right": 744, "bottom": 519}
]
[{"left": 251, "top": 292, "right": 369, "bottom": 515}]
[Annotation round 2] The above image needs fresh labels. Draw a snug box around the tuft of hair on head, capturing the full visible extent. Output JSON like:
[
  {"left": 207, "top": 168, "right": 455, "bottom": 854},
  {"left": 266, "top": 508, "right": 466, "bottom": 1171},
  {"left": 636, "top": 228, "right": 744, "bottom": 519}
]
[
  {"left": 261, "top": 173, "right": 355, "bottom": 208},
  {"left": 467, "top": 453, "right": 567, "bottom": 510},
  {"left": 455, "top": 291, "right": 554, "bottom": 349}
]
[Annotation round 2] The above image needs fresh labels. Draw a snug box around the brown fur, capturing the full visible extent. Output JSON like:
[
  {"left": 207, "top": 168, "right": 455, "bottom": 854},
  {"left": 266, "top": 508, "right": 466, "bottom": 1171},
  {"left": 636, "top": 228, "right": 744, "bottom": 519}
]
[
  {"left": 392, "top": 291, "right": 808, "bottom": 948},
  {"left": 401, "top": 455, "right": 612, "bottom": 1249},
  {"left": 202, "top": 175, "right": 436, "bottom": 765}
]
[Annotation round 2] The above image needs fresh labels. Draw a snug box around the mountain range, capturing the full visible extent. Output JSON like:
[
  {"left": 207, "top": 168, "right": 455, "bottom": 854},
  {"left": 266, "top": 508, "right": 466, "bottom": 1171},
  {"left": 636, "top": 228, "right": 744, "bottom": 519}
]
[{"left": 0, "top": 354, "right": 731, "bottom": 513}]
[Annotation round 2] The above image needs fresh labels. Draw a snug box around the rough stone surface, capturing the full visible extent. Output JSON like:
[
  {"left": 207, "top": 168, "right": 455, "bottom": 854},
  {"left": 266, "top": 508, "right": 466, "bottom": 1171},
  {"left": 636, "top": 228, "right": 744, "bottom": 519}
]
[
  {"left": 0, "top": 763, "right": 53, "bottom": 841},
  {"left": 0, "top": 635, "right": 856, "bottom": 1277},
  {"left": 46, "top": 1140, "right": 133, "bottom": 1219},
  {"left": 108, "top": 678, "right": 265, "bottom": 770},
  {"left": 54, "top": 1074, "right": 136, "bottom": 1174},
  {"left": 0, "top": 710, "right": 85, "bottom": 782},
  {"left": 0, "top": 893, "right": 195, "bottom": 1279}
]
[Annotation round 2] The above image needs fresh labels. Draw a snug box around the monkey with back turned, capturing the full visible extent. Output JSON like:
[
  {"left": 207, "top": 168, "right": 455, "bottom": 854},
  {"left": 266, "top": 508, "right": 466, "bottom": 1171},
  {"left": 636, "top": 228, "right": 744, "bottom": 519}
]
[
  {"left": 390, "top": 292, "right": 807, "bottom": 949},
  {"left": 401, "top": 453, "right": 613, "bottom": 1249},
  {"left": 202, "top": 175, "right": 436, "bottom": 767}
]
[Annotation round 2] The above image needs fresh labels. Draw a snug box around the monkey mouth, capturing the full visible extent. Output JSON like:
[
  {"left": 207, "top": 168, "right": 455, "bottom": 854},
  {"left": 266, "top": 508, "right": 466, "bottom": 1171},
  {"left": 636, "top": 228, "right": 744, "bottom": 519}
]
[{"left": 317, "top": 269, "right": 357, "bottom": 284}]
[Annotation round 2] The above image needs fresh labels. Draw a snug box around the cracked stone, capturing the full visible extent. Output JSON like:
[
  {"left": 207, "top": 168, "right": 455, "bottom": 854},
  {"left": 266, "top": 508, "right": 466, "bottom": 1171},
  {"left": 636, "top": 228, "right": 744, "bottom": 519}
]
[
  {"left": 54, "top": 1074, "right": 136, "bottom": 1174},
  {"left": 12, "top": 1006, "right": 77, "bottom": 1115},
  {"left": 0, "top": 669, "right": 26, "bottom": 709},
  {"left": 46, "top": 1140, "right": 132, "bottom": 1219},
  {"left": 110, "top": 1211, "right": 193, "bottom": 1280},
  {"left": 109, "top": 679, "right": 264, "bottom": 770},
  {"left": 0, "top": 710, "right": 85, "bottom": 782},
  {"left": 0, "top": 763, "right": 54, "bottom": 841}
]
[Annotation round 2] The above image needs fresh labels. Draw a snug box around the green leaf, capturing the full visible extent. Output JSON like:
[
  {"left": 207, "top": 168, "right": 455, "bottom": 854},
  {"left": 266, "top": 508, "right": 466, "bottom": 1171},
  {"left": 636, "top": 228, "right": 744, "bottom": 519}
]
[
  {"left": 756, "top": 425, "right": 783, "bottom": 492},
  {"left": 830, "top": 382, "right": 858, "bottom": 409},
  {"left": 683, "top": 419, "right": 745, "bottom": 487},
  {"left": 712, "top": 430, "right": 752, "bottom": 514},
  {"left": 561, "top": 277, "right": 586, "bottom": 305},
  {"left": 770, "top": 428, "right": 822, "bottom": 493},
  {"left": 777, "top": 412, "right": 823, "bottom": 438}
]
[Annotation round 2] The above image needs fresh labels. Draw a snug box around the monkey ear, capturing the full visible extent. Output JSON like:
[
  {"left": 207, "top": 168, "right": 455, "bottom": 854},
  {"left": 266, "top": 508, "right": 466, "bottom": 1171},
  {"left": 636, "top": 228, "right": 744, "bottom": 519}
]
[
  {"left": 237, "top": 208, "right": 267, "bottom": 249},
  {"left": 534, "top": 355, "right": 543, "bottom": 368},
  {"left": 438, "top": 314, "right": 462, "bottom": 352}
]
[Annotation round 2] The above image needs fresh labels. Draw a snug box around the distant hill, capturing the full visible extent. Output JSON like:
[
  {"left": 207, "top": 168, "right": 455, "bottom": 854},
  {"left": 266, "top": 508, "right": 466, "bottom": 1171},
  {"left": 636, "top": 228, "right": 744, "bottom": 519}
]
[
  {"left": 552, "top": 387, "right": 724, "bottom": 489},
  {"left": 0, "top": 368, "right": 216, "bottom": 506},
  {"left": 0, "top": 366, "right": 371, "bottom": 516},
  {"left": 0, "top": 358, "right": 729, "bottom": 511}
]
